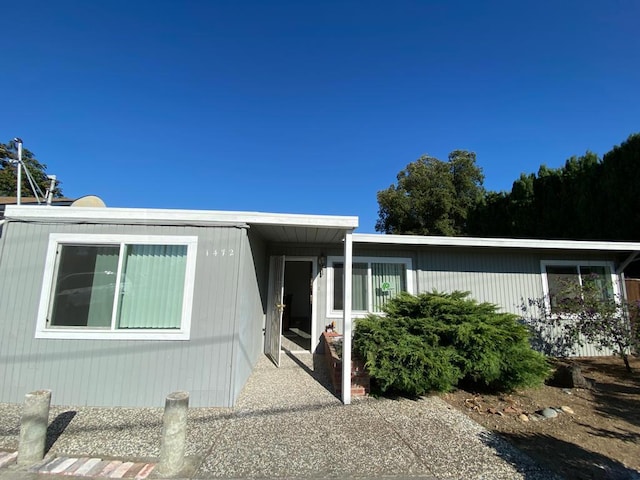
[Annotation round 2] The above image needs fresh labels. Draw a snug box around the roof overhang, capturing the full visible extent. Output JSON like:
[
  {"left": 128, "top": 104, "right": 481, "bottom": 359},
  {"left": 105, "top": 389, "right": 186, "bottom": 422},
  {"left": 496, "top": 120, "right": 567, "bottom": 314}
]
[
  {"left": 3, "top": 205, "right": 359, "bottom": 244},
  {"left": 353, "top": 233, "right": 640, "bottom": 253}
]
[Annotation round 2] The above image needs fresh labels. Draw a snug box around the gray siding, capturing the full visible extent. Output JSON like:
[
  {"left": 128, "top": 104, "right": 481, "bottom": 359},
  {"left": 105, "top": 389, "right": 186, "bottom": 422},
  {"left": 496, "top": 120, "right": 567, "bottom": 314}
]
[
  {"left": 230, "top": 229, "right": 268, "bottom": 401},
  {"left": 415, "top": 248, "right": 543, "bottom": 314},
  {"left": 320, "top": 244, "right": 623, "bottom": 358},
  {"left": 0, "top": 220, "right": 249, "bottom": 407}
]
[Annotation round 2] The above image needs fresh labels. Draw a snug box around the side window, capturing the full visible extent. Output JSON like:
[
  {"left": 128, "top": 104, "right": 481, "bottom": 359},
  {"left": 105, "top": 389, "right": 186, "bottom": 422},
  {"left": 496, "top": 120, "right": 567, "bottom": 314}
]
[
  {"left": 37, "top": 234, "right": 197, "bottom": 340},
  {"left": 543, "top": 262, "right": 615, "bottom": 314},
  {"left": 329, "top": 257, "right": 412, "bottom": 315}
]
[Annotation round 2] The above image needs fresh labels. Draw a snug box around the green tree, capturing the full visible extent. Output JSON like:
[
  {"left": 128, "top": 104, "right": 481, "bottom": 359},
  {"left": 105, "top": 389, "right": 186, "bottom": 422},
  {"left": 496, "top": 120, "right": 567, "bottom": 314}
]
[
  {"left": 599, "top": 133, "right": 640, "bottom": 240},
  {"left": 376, "top": 151, "right": 484, "bottom": 235},
  {"left": 0, "top": 139, "right": 62, "bottom": 198},
  {"left": 469, "top": 134, "right": 640, "bottom": 241}
]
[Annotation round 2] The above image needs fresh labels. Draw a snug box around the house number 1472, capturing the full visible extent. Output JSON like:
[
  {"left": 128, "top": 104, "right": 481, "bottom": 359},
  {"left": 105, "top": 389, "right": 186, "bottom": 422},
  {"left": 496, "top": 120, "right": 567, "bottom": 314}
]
[{"left": 210, "top": 249, "right": 234, "bottom": 257}]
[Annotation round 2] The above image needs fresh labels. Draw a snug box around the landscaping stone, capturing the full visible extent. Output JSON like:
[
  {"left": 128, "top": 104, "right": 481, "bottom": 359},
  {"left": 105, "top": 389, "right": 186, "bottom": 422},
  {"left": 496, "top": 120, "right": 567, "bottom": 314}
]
[
  {"left": 548, "top": 363, "right": 595, "bottom": 389},
  {"left": 560, "top": 405, "right": 575, "bottom": 415},
  {"left": 539, "top": 408, "right": 558, "bottom": 419}
]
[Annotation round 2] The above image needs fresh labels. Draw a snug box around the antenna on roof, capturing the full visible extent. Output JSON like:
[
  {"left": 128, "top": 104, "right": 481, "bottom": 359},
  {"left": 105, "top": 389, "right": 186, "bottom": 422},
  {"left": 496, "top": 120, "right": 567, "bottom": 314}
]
[
  {"left": 13, "top": 138, "right": 23, "bottom": 206},
  {"left": 10, "top": 138, "right": 54, "bottom": 205}
]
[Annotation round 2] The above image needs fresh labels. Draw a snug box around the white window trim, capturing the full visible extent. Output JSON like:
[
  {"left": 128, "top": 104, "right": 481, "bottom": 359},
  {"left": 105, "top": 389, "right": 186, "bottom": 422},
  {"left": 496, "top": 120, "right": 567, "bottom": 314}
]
[
  {"left": 540, "top": 260, "right": 620, "bottom": 314},
  {"left": 35, "top": 233, "right": 198, "bottom": 340},
  {"left": 326, "top": 256, "right": 414, "bottom": 318}
]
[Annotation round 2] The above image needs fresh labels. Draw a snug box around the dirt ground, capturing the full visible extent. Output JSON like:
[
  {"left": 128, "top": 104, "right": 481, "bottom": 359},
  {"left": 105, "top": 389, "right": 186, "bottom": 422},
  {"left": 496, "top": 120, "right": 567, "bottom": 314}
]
[{"left": 441, "top": 356, "right": 640, "bottom": 480}]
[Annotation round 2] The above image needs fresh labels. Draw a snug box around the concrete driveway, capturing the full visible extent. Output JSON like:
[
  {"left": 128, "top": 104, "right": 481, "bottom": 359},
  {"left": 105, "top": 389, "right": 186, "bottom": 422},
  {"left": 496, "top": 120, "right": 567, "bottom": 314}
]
[{"left": 0, "top": 352, "right": 557, "bottom": 479}]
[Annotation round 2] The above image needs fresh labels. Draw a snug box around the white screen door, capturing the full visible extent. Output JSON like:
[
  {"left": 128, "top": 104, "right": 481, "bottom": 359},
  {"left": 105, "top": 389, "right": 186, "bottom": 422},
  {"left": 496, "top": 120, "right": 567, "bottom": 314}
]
[{"left": 265, "top": 255, "right": 285, "bottom": 366}]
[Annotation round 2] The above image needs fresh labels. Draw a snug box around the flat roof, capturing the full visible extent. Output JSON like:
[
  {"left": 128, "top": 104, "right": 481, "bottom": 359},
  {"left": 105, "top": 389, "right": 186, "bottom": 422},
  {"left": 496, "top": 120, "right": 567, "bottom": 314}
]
[
  {"left": 5, "top": 205, "right": 639, "bottom": 253},
  {"left": 3, "top": 205, "right": 359, "bottom": 229}
]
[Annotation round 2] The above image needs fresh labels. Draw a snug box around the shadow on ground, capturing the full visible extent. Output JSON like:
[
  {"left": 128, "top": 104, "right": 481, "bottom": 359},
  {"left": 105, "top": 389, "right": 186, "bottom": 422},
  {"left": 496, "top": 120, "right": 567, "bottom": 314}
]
[
  {"left": 496, "top": 431, "right": 640, "bottom": 480},
  {"left": 45, "top": 411, "right": 77, "bottom": 453}
]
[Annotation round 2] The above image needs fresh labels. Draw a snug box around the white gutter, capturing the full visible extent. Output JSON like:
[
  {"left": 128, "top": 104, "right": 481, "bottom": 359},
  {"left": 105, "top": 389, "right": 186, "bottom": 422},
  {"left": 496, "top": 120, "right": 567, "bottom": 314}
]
[{"left": 353, "top": 233, "right": 640, "bottom": 252}]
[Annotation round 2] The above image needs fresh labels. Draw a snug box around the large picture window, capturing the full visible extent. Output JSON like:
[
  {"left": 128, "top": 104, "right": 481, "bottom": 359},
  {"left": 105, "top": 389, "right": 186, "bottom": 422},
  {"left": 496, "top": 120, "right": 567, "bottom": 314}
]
[
  {"left": 36, "top": 234, "right": 198, "bottom": 340},
  {"left": 328, "top": 256, "right": 412, "bottom": 316},
  {"left": 541, "top": 261, "right": 617, "bottom": 314}
]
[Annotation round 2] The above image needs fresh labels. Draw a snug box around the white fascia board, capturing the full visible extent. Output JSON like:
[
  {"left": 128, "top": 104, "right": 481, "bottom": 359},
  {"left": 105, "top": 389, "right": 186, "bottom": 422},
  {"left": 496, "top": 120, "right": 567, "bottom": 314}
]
[
  {"left": 353, "top": 233, "right": 640, "bottom": 252},
  {"left": 4, "top": 205, "right": 359, "bottom": 229}
]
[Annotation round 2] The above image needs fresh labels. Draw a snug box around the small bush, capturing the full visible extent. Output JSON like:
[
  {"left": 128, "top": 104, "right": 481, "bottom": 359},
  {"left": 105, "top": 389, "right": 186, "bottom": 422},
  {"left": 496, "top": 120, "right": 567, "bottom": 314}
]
[{"left": 353, "top": 291, "right": 550, "bottom": 396}]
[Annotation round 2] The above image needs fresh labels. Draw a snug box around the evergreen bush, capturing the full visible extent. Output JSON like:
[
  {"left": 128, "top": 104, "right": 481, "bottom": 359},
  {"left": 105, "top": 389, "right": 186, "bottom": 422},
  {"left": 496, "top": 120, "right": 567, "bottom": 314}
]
[{"left": 353, "top": 291, "right": 550, "bottom": 396}]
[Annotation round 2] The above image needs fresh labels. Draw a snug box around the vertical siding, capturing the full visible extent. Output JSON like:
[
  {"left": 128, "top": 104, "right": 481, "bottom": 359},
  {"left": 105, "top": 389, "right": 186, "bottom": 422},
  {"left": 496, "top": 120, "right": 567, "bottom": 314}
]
[
  {"left": 415, "top": 248, "right": 543, "bottom": 314},
  {"left": 230, "top": 229, "right": 268, "bottom": 402},
  {"left": 0, "top": 221, "right": 246, "bottom": 407},
  {"left": 313, "top": 244, "right": 623, "bottom": 358}
]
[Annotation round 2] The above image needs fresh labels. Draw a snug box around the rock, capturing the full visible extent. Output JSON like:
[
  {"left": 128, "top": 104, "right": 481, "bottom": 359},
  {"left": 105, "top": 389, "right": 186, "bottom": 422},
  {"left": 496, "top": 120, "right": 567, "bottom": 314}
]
[
  {"left": 519, "top": 414, "right": 530, "bottom": 422},
  {"left": 562, "top": 388, "right": 572, "bottom": 395},
  {"left": 548, "top": 363, "right": 595, "bottom": 389},
  {"left": 529, "top": 413, "right": 544, "bottom": 422},
  {"left": 560, "top": 405, "right": 575, "bottom": 414},
  {"left": 539, "top": 407, "right": 558, "bottom": 419}
]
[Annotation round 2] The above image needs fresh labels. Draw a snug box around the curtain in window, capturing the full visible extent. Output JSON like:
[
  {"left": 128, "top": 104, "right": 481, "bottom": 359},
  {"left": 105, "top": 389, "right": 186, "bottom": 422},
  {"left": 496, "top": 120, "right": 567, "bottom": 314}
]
[
  {"left": 372, "top": 263, "right": 406, "bottom": 312},
  {"left": 352, "top": 263, "right": 368, "bottom": 311},
  {"left": 116, "top": 245, "right": 187, "bottom": 329},
  {"left": 333, "top": 262, "right": 368, "bottom": 311}
]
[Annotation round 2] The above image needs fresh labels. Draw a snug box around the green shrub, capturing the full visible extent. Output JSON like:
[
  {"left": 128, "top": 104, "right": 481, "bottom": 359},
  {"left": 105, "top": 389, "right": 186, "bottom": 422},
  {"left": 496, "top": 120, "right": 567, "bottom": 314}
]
[{"left": 353, "top": 291, "right": 550, "bottom": 396}]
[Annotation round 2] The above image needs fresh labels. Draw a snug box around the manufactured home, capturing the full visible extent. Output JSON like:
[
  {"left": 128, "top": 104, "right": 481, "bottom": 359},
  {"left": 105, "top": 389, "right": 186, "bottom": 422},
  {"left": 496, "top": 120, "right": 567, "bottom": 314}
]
[{"left": 0, "top": 205, "right": 638, "bottom": 407}]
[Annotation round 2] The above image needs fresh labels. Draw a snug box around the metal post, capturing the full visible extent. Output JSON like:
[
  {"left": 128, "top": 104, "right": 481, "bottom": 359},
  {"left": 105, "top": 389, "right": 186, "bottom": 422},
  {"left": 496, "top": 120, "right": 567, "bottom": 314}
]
[
  {"left": 18, "top": 389, "right": 52, "bottom": 465},
  {"left": 158, "top": 391, "right": 189, "bottom": 476},
  {"left": 342, "top": 230, "right": 353, "bottom": 405},
  {"left": 16, "top": 139, "right": 22, "bottom": 206}
]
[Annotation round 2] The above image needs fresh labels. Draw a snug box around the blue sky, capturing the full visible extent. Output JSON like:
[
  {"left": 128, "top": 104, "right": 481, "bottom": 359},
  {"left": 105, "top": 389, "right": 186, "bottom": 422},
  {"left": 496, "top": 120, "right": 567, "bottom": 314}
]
[{"left": 2, "top": 0, "right": 639, "bottom": 232}]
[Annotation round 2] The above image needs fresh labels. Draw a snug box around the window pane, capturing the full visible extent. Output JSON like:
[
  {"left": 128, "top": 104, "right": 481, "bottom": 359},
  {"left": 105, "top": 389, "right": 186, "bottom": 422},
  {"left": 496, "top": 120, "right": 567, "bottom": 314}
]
[
  {"left": 580, "top": 266, "right": 613, "bottom": 301},
  {"left": 49, "top": 245, "right": 119, "bottom": 327},
  {"left": 546, "top": 265, "right": 580, "bottom": 313},
  {"left": 116, "top": 244, "right": 187, "bottom": 329},
  {"left": 372, "top": 263, "right": 406, "bottom": 312},
  {"left": 333, "top": 262, "right": 368, "bottom": 311}
]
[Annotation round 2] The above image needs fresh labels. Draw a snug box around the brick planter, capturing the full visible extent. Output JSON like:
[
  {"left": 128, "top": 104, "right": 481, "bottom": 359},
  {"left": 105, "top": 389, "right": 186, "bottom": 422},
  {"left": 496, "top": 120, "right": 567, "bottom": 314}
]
[{"left": 322, "top": 332, "right": 370, "bottom": 397}]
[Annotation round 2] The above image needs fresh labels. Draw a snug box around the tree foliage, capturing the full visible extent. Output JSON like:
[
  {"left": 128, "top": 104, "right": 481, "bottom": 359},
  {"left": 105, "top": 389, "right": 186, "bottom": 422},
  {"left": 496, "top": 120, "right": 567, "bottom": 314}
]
[
  {"left": 375, "top": 151, "right": 484, "bottom": 235},
  {"left": 353, "top": 291, "right": 550, "bottom": 396},
  {"left": 469, "top": 134, "right": 640, "bottom": 241},
  {"left": 378, "top": 134, "right": 640, "bottom": 242},
  {"left": 0, "top": 139, "right": 62, "bottom": 198}
]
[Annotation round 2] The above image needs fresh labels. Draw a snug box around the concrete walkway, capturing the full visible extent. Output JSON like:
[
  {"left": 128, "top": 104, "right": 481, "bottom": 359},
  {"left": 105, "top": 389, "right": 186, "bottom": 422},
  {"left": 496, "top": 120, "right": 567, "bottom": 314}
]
[{"left": 0, "top": 353, "right": 558, "bottom": 479}]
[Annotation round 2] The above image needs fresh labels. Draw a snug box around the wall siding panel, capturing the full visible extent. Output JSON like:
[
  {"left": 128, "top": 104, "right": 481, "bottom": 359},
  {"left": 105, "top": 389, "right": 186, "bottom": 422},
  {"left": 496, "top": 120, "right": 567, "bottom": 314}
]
[
  {"left": 0, "top": 221, "right": 246, "bottom": 407},
  {"left": 231, "top": 229, "right": 268, "bottom": 401}
]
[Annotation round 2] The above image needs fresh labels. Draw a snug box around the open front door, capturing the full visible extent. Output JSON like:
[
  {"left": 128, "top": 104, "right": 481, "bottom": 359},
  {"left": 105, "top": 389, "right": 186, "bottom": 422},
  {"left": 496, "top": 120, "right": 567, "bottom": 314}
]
[{"left": 265, "top": 255, "right": 285, "bottom": 366}]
